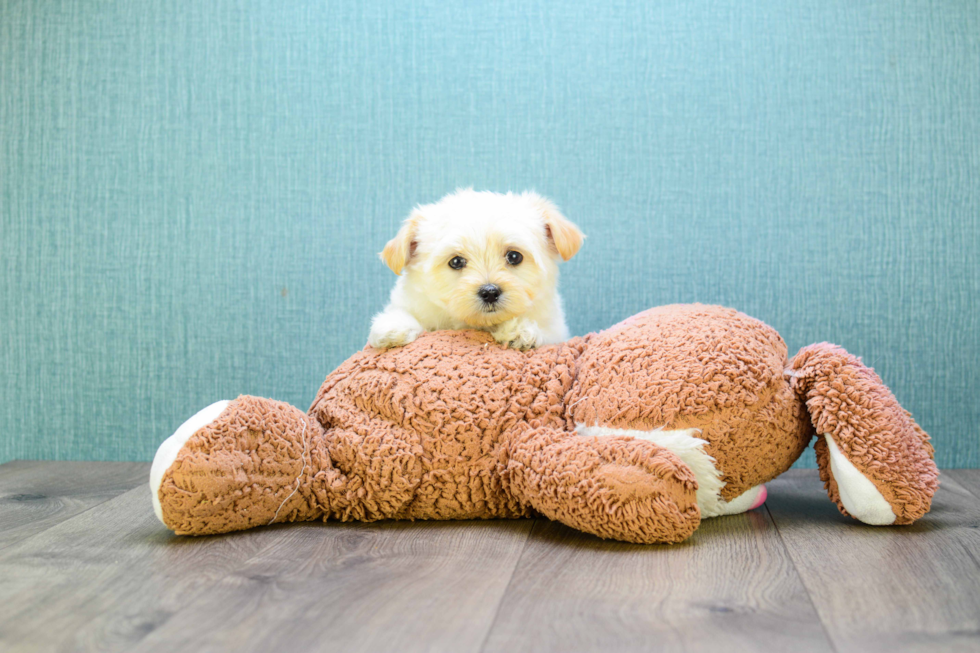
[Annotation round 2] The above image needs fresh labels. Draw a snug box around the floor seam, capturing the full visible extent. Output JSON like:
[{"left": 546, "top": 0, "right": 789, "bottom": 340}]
[
  {"left": 475, "top": 518, "right": 539, "bottom": 653},
  {"left": 0, "top": 482, "right": 147, "bottom": 556},
  {"left": 945, "top": 470, "right": 980, "bottom": 501},
  {"left": 765, "top": 500, "right": 840, "bottom": 653}
]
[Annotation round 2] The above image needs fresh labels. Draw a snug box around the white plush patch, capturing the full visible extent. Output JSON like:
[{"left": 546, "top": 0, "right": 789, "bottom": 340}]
[
  {"left": 149, "top": 400, "right": 230, "bottom": 525},
  {"left": 825, "top": 433, "right": 896, "bottom": 525},
  {"left": 716, "top": 484, "right": 765, "bottom": 516},
  {"left": 575, "top": 424, "right": 727, "bottom": 517}
]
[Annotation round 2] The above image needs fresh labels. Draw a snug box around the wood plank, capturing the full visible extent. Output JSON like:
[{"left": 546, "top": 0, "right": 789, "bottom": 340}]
[
  {"left": 937, "top": 469, "right": 980, "bottom": 591},
  {"left": 0, "top": 460, "right": 45, "bottom": 474},
  {"left": 0, "top": 461, "right": 149, "bottom": 550},
  {"left": 481, "top": 508, "right": 832, "bottom": 652},
  {"left": 129, "top": 519, "right": 534, "bottom": 653},
  {"left": 947, "top": 469, "right": 980, "bottom": 502},
  {"left": 765, "top": 469, "right": 980, "bottom": 653},
  {"left": 0, "top": 484, "right": 298, "bottom": 652},
  {"left": 3, "top": 463, "right": 976, "bottom": 652}
]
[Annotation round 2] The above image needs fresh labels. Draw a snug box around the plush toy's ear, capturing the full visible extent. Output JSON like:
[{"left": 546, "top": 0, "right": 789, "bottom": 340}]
[
  {"left": 379, "top": 211, "right": 421, "bottom": 276},
  {"left": 528, "top": 194, "right": 584, "bottom": 261}
]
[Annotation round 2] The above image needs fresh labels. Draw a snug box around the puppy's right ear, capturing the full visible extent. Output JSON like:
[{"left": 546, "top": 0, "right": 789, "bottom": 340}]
[{"left": 379, "top": 211, "right": 421, "bottom": 276}]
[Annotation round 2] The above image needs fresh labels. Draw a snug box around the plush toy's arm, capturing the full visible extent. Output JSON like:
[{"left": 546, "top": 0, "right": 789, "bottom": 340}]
[
  {"left": 151, "top": 395, "right": 351, "bottom": 536},
  {"left": 789, "top": 343, "right": 939, "bottom": 525},
  {"left": 504, "top": 424, "right": 702, "bottom": 544}
]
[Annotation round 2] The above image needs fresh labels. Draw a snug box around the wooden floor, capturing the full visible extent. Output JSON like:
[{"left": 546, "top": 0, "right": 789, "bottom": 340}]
[{"left": 0, "top": 462, "right": 977, "bottom": 653}]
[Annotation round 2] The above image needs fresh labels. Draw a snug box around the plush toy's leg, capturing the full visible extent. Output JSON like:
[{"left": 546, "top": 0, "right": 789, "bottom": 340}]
[
  {"left": 151, "top": 395, "right": 350, "bottom": 536},
  {"left": 789, "top": 343, "right": 939, "bottom": 525},
  {"left": 505, "top": 425, "right": 701, "bottom": 544}
]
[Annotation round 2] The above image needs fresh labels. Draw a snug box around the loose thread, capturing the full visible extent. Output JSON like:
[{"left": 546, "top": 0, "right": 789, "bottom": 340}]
[{"left": 268, "top": 419, "right": 309, "bottom": 525}]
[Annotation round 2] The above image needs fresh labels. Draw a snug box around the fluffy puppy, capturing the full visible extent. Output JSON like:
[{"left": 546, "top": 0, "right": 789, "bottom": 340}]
[{"left": 369, "top": 189, "right": 584, "bottom": 350}]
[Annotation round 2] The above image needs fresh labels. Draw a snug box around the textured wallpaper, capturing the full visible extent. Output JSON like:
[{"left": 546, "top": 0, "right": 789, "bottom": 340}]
[{"left": 1, "top": 0, "right": 978, "bottom": 466}]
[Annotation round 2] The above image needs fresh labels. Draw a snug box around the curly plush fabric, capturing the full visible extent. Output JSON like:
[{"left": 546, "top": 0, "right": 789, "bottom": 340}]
[
  {"left": 160, "top": 396, "right": 325, "bottom": 535},
  {"left": 155, "top": 303, "right": 938, "bottom": 543},
  {"left": 789, "top": 343, "right": 939, "bottom": 524},
  {"left": 568, "top": 305, "right": 812, "bottom": 501}
]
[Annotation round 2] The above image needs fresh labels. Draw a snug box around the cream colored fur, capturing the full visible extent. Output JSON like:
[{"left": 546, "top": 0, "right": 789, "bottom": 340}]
[{"left": 369, "top": 189, "right": 583, "bottom": 351}]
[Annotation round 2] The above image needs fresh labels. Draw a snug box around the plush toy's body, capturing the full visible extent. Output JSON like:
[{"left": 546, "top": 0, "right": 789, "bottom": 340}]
[{"left": 150, "top": 304, "right": 938, "bottom": 544}]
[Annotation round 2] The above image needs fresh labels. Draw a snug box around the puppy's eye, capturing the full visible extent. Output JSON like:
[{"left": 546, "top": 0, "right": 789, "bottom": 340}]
[
  {"left": 505, "top": 250, "right": 523, "bottom": 266},
  {"left": 448, "top": 256, "right": 467, "bottom": 270}
]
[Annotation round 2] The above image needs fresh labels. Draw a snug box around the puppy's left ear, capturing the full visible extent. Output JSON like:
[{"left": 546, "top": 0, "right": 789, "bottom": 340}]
[
  {"left": 379, "top": 211, "right": 421, "bottom": 275},
  {"left": 532, "top": 195, "right": 584, "bottom": 261}
]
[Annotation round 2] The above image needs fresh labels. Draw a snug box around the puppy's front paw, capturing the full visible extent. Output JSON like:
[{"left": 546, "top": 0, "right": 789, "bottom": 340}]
[
  {"left": 369, "top": 327, "right": 421, "bottom": 349},
  {"left": 368, "top": 311, "right": 423, "bottom": 349},
  {"left": 491, "top": 318, "right": 541, "bottom": 351}
]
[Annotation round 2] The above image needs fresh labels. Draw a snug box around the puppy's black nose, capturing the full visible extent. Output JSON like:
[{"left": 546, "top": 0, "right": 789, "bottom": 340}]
[{"left": 478, "top": 284, "right": 502, "bottom": 304}]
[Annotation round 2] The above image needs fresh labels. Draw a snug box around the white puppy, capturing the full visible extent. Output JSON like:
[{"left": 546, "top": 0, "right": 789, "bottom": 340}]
[{"left": 369, "top": 189, "right": 584, "bottom": 350}]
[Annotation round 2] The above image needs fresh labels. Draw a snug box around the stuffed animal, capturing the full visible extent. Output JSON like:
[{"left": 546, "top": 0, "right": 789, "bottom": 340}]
[{"left": 149, "top": 304, "right": 938, "bottom": 544}]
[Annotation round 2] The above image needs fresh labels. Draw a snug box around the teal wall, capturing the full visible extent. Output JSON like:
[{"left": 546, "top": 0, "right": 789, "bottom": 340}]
[{"left": 2, "top": 1, "right": 978, "bottom": 467}]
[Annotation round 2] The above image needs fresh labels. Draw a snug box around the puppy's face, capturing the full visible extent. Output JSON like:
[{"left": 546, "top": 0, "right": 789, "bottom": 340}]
[
  {"left": 381, "top": 190, "right": 583, "bottom": 328},
  {"left": 426, "top": 227, "right": 547, "bottom": 329}
]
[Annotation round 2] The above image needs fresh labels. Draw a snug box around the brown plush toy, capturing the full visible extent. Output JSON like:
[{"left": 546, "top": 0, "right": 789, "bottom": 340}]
[{"left": 150, "top": 304, "right": 939, "bottom": 544}]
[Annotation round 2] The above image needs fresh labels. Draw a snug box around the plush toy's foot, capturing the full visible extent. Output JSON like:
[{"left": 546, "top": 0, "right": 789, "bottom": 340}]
[
  {"left": 509, "top": 425, "right": 701, "bottom": 544},
  {"left": 576, "top": 425, "right": 728, "bottom": 518},
  {"left": 574, "top": 426, "right": 770, "bottom": 520},
  {"left": 821, "top": 434, "right": 895, "bottom": 525},
  {"left": 150, "top": 400, "right": 230, "bottom": 523},
  {"left": 152, "top": 395, "right": 329, "bottom": 535},
  {"left": 790, "top": 343, "right": 939, "bottom": 525}
]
